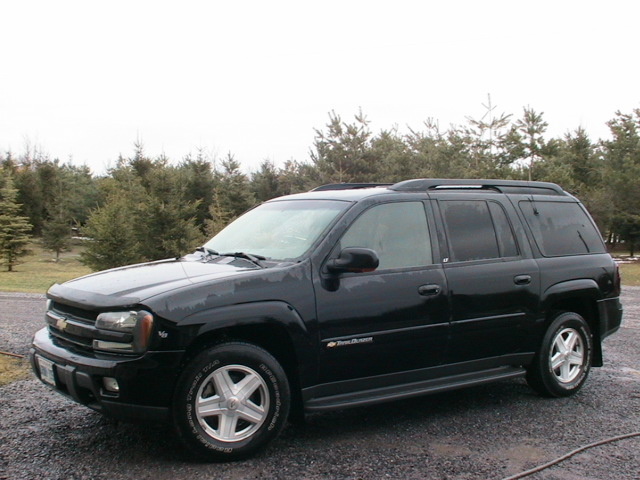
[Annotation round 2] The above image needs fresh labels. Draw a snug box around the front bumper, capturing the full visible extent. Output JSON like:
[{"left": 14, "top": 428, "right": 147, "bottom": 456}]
[{"left": 30, "top": 327, "right": 184, "bottom": 422}]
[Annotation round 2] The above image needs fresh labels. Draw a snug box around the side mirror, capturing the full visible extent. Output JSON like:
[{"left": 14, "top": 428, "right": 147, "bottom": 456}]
[{"left": 326, "top": 247, "right": 379, "bottom": 274}]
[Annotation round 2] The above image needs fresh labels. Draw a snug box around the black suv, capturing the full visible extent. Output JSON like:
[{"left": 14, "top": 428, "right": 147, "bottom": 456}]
[{"left": 31, "top": 179, "right": 623, "bottom": 460}]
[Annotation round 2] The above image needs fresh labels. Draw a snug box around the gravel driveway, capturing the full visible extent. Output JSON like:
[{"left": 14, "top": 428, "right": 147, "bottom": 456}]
[{"left": 1, "top": 289, "right": 639, "bottom": 480}]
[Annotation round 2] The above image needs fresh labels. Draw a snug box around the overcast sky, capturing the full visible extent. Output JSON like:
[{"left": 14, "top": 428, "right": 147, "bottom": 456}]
[{"left": 1, "top": 0, "right": 638, "bottom": 175}]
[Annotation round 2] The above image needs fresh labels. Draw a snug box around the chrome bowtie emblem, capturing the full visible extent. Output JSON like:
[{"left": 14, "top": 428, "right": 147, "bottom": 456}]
[{"left": 56, "top": 317, "right": 68, "bottom": 331}]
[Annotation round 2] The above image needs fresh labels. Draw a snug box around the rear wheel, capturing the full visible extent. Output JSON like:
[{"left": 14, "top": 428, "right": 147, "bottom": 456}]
[
  {"left": 527, "top": 312, "right": 593, "bottom": 397},
  {"left": 173, "top": 342, "right": 290, "bottom": 461}
]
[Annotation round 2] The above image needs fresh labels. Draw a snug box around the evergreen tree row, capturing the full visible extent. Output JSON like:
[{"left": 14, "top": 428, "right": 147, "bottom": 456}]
[{"left": 1, "top": 106, "right": 639, "bottom": 271}]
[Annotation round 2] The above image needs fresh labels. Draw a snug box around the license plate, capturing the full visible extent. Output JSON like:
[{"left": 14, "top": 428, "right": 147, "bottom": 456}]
[{"left": 36, "top": 356, "right": 57, "bottom": 387}]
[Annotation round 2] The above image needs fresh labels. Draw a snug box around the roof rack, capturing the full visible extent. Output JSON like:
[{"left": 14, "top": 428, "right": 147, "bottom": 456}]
[
  {"left": 311, "top": 183, "right": 392, "bottom": 192},
  {"left": 389, "top": 179, "right": 566, "bottom": 196}
]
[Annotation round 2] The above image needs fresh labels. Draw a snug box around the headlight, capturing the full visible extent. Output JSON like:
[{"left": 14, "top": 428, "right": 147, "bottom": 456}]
[{"left": 94, "top": 311, "right": 154, "bottom": 353}]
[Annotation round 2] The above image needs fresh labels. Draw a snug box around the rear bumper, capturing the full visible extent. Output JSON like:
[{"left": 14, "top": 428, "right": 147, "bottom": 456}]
[
  {"left": 30, "top": 327, "right": 184, "bottom": 422},
  {"left": 598, "top": 296, "right": 623, "bottom": 340}
]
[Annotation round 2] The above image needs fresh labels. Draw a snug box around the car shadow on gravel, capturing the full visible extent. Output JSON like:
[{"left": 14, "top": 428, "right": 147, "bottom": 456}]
[
  {"left": 264, "top": 380, "right": 540, "bottom": 460},
  {"left": 88, "top": 379, "right": 536, "bottom": 462},
  {"left": 288, "top": 380, "right": 534, "bottom": 435}
]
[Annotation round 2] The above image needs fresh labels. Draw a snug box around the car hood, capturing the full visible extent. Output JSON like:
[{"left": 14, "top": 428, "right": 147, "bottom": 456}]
[{"left": 47, "top": 257, "right": 257, "bottom": 310}]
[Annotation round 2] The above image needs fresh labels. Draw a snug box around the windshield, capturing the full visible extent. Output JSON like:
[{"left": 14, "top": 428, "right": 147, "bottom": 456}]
[{"left": 204, "top": 200, "right": 349, "bottom": 260}]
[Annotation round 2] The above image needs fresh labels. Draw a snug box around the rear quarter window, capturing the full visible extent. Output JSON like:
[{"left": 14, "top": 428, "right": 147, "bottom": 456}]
[{"left": 519, "top": 200, "right": 606, "bottom": 256}]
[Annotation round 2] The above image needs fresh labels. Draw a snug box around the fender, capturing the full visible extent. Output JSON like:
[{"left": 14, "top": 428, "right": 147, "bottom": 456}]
[
  {"left": 178, "top": 301, "right": 317, "bottom": 384},
  {"left": 541, "top": 278, "right": 604, "bottom": 366},
  {"left": 541, "top": 278, "right": 602, "bottom": 310}
]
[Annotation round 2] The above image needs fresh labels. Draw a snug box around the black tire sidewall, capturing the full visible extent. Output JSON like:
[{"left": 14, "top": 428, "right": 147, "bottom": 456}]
[
  {"left": 173, "top": 343, "right": 290, "bottom": 460},
  {"left": 533, "top": 312, "right": 593, "bottom": 397}
]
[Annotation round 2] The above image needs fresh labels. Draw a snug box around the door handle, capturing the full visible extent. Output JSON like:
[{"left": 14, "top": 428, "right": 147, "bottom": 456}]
[
  {"left": 418, "top": 284, "right": 441, "bottom": 297},
  {"left": 514, "top": 275, "right": 532, "bottom": 286}
]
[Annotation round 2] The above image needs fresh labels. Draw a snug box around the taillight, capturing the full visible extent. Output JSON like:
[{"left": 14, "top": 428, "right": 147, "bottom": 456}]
[{"left": 614, "top": 263, "right": 622, "bottom": 295}]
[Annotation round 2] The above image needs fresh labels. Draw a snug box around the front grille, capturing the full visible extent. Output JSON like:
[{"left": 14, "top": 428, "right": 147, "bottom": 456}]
[
  {"left": 50, "top": 301, "right": 99, "bottom": 322},
  {"left": 46, "top": 308, "right": 96, "bottom": 353},
  {"left": 48, "top": 325, "right": 94, "bottom": 350},
  {"left": 46, "top": 304, "right": 132, "bottom": 354}
]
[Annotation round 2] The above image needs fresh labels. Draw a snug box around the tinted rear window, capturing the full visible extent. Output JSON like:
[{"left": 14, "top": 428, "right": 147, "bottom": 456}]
[
  {"left": 440, "top": 200, "right": 500, "bottom": 262},
  {"left": 519, "top": 200, "right": 605, "bottom": 256}
]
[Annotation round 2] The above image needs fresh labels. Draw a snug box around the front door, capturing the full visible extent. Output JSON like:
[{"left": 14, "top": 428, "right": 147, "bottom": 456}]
[{"left": 315, "top": 201, "right": 450, "bottom": 384}]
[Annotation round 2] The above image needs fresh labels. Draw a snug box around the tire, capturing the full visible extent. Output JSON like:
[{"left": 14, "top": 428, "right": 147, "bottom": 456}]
[
  {"left": 172, "top": 342, "right": 290, "bottom": 461},
  {"left": 526, "top": 312, "right": 593, "bottom": 397}
]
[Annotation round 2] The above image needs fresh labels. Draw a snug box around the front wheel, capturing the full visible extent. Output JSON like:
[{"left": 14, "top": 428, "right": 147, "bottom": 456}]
[
  {"left": 173, "top": 342, "right": 290, "bottom": 461},
  {"left": 526, "top": 312, "right": 593, "bottom": 397}
]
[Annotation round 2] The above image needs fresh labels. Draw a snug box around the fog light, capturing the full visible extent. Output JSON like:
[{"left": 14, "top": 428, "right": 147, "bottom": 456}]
[{"left": 103, "top": 377, "right": 120, "bottom": 393}]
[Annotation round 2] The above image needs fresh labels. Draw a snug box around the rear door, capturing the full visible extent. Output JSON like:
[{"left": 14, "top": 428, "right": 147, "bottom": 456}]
[{"left": 434, "top": 195, "right": 540, "bottom": 365}]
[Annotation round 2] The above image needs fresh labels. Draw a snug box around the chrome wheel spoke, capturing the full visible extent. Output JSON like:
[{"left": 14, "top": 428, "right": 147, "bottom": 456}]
[
  {"left": 553, "top": 335, "right": 568, "bottom": 355},
  {"left": 560, "top": 361, "right": 573, "bottom": 381},
  {"left": 551, "top": 353, "right": 565, "bottom": 371},
  {"left": 236, "top": 373, "right": 262, "bottom": 401},
  {"left": 568, "top": 351, "right": 584, "bottom": 366},
  {"left": 197, "top": 395, "right": 224, "bottom": 417},
  {"left": 237, "top": 400, "right": 266, "bottom": 424},
  {"left": 565, "top": 331, "right": 579, "bottom": 352},
  {"left": 212, "top": 369, "right": 235, "bottom": 399},
  {"left": 218, "top": 413, "right": 239, "bottom": 440}
]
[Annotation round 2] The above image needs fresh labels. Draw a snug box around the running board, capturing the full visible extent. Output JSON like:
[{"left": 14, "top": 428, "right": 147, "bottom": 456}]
[{"left": 304, "top": 366, "right": 526, "bottom": 412}]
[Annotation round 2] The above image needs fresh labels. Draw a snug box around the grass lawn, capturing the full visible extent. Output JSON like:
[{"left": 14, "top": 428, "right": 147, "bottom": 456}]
[
  {"left": 619, "top": 261, "right": 640, "bottom": 287},
  {"left": 0, "top": 355, "right": 30, "bottom": 386},
  {"left": 0, "top": 242, "right": 92, "bottom": 293}
]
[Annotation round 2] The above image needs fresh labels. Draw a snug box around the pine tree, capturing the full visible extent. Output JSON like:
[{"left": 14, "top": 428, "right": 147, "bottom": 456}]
[
  {"left": 603, "top": 109, "right": 640, "bottom": 255},
  {"left": 181, "top": 152, "right": 216, "bottom": 233},
  {"left": 41, "top": 210, "right": 71, "bottom": 262},
  {"left": 216, "top": 154, "right": 256, "bottom": 217},
  {"left": 205, "top": 190, "right": 235, "bottom": 237},
  {"left": 251, "top": 160, "right": 281, "bottom": 202},
  {"left": 310, "top": 110, "right": 377, "bottom": 183},
  {"left": 137, "top": 193, "right": 203, "bottom": 260},
  {"left": 0, "top": 171, "right": 33, "bottom": 272},
  {"left": 134, "top": 159, "right": 204, "bottom": 260},
  {"left": 80, "top": 195, "right": 142, "bottom": 271},
  {"left": 464, "top": 95, "right": 519, "bottom": 176},
  {"left": 40, "top": 168, "right": 79, "bottom": 262},
  {"left": 516, "top": 107, "right": 549, "bottom": 181}
]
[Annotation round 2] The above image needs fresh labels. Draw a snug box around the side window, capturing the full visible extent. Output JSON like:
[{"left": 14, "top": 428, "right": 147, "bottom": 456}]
[
  {"left": 519, "top": 200, "right": 606, "bottom": 256},
  {"left": 440, "top": 200, "right": 500, "bottom": 262},
  {"left": 488, "top": 201, "right": 519, "bottom": 257},
  {"left": 340, "top": 202, "right": 432, "bottom": 270}
]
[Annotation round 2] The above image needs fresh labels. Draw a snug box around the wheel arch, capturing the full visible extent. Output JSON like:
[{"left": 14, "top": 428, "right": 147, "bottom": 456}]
[
  {"left": 541, "top": 279, "right": 604, "bottom": 367},
  {"left": 176, "top": 301, "right": 316, "bottom": 416}
]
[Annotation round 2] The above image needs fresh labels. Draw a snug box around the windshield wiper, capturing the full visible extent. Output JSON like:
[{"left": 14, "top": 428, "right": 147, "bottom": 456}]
[
  {"left": 196, "top": 248, "right": 266, "bottom": 267},
  {"left": 196, "top": 246, "right": 219, "bottom": 256},
  {"left": 220, "top": 252, "right": 266, "bottom": 268}
]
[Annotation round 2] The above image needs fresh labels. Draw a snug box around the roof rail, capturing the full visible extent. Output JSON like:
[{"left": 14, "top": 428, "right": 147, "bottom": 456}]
[
  {"left": 311, "top": 183, "right": 392, "bottom": 192},
  {"left": 389, "top": 178, "right": 566, "bottom": 196}
]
